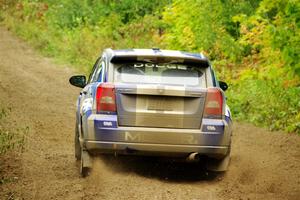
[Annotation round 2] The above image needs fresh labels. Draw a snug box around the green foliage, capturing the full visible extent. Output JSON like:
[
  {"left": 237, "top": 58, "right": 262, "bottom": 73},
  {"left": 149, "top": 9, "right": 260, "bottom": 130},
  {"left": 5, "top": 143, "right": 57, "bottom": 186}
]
[
  {"left": 1, "top": 0, "right": 169, "bottom": 72},
  {"left": 0, "top": 0, "right": 299, "bottom": 134},
  {"left": 162, "top": 0, "right": 260, "bottom": 62},
  {"left": 235, "top": 0, "right": 300, "bottom": 76},
  {"left": 228, "top": 78, "right": 300, "bottom": 133}
]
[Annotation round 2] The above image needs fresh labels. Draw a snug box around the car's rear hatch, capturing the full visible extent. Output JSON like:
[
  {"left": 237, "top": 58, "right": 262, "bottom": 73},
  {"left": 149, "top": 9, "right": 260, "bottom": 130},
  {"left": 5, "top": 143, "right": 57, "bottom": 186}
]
[
  {"left": 111, "top": 50, "right": 209, "bottom": 129},
  {"left": 115, "top": 84, "right": 206, "bottom": 129}
]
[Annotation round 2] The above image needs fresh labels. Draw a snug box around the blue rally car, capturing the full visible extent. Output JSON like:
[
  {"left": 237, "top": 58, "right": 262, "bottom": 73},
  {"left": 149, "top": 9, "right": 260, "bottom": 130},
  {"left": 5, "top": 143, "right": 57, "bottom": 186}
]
[{"left": 69, "top": 49, "right": 232, "bottom": 177}]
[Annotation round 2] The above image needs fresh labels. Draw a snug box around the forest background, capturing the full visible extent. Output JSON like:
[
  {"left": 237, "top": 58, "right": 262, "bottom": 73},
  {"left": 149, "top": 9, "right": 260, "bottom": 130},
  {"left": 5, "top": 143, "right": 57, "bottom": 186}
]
[{"left": 0, "top": 0, "right": 299, "bottom": 134}]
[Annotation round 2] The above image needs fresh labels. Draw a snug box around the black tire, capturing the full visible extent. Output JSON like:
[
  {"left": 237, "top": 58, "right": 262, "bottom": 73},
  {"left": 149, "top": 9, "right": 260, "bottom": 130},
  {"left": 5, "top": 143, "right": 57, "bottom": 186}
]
[{"left": 74, "top": 121, "right": 81, "bottom": 160}]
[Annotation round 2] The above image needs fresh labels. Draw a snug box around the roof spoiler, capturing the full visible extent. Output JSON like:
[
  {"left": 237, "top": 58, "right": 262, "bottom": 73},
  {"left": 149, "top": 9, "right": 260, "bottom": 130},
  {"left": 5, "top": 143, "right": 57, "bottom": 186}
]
[{"left": 110, "top": 55, "right": 209, "bottom": 67}]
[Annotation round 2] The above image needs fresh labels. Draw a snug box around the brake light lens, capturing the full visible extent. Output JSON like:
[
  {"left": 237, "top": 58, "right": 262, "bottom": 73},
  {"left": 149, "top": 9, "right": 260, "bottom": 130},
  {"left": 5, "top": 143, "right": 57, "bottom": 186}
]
[
  {"left": 204, "top": 88, "right": 223, "bottom": 118},
  {"left": 96, "top": 83, "right": 116, "bottom": 113}
]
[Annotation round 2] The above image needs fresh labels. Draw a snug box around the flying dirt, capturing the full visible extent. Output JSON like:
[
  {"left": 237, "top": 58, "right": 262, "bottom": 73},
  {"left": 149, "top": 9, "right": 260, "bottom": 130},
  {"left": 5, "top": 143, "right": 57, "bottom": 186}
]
[{"left": 0, "top": 27, "right": 299, "bottom": 200}]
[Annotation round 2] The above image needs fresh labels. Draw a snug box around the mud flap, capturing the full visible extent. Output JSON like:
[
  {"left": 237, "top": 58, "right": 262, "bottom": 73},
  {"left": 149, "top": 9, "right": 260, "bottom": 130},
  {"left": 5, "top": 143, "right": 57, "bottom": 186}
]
[
  {"left": 74, "top": 122, "right": 81, "bottom": 160},
  {"left": 80, "top": 150, "right": 92, "bottom": 177},
  {"left": 206, "top": 152, "right": 230, "bottom": 172}
]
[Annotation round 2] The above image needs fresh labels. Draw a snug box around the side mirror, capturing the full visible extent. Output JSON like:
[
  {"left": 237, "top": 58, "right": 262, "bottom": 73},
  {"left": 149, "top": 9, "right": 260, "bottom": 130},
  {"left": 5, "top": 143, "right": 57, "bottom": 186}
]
[
  {"left": 69, "top": 75, "right": 86, "bottom": 88},
  {"left": 219, "top": 81, "right": 228, "bottom": 91}
]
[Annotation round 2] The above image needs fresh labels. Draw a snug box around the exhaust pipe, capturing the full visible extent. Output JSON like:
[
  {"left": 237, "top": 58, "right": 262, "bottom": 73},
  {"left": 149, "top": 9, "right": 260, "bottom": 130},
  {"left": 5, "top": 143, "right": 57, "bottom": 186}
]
[{"left": 187, "top": 152, "right": 200, "bottom": 162}]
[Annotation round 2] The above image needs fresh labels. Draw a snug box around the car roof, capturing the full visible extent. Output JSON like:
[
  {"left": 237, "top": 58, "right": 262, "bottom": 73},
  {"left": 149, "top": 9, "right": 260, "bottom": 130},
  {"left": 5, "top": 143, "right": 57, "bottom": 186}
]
[{"left": 105, "top": 48, "right": 210, "bottom": 67}]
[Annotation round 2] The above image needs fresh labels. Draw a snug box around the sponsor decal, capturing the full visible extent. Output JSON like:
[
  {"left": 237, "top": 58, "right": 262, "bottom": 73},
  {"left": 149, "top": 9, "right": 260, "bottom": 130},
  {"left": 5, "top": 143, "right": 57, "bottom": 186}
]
[
  {"left": 202, "top": 118, "right": 225, "bottom": 134},
  {"left": 125, "top": 132, "right": 141, "bottom": 142},
  {"left": 206, "top": 125, "right": 216, "bottom": 131},
  {"left": 124, "top": 132, "right": 198, "bottom": 144},
  {"left": 95, "top": 120, "right": 117, "bottom": 128},
  {"left": 202, "top": 124, "right": 224, "bottom": 133},
  {"left": 103, "top": 121, "right": 113, "bottom": 126}
]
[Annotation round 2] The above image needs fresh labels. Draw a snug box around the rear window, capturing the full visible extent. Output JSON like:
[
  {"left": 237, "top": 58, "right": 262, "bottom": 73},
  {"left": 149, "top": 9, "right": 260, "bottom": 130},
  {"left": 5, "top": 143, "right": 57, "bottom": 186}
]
[{"left": 113, "top": 63, "right": 206, "bottom": 87}]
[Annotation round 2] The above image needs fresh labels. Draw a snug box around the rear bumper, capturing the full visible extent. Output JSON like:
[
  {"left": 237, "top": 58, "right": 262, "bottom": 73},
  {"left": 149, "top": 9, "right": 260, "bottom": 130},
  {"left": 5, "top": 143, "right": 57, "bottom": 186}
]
[
  {"left": 82, "top": 114, "right": 232, "bottom": 158},
  {"left": 85, "top": 140, "right": 229, "bottom": 158}
]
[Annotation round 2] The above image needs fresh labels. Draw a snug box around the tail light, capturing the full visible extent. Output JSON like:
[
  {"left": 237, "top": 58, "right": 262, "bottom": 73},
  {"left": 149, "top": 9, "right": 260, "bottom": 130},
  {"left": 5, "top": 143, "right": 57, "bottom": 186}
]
[
  {"left": 96, "top": 83, "right": 116, "bottom": 113},
  {"left": 204, "top": 88, "right": 224, "bottom": 118}
]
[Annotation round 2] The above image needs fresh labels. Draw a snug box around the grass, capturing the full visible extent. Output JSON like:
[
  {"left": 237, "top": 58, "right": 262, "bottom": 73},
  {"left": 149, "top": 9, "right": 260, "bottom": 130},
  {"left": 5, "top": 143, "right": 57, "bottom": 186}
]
[{"left": 0, "top": 106, "right": 28, "bottom": 155}]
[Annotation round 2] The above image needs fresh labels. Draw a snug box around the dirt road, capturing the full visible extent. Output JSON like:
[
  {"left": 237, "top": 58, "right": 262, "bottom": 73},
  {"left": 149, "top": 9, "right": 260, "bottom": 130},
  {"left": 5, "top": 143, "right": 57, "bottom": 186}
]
[{"left": 0, "top": 27, "right": 299, "bottom": 200}]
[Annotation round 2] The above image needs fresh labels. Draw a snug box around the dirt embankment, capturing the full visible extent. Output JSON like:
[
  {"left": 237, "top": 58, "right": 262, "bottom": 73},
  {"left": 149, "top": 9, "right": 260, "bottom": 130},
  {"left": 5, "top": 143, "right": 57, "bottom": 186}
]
[{"left": 0, "top": 27, "right": 299, "bottom": 200}]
